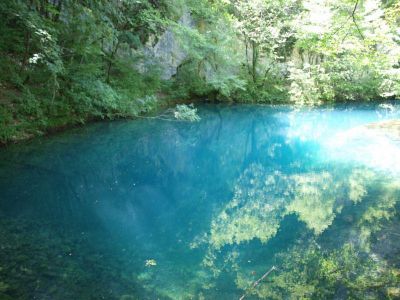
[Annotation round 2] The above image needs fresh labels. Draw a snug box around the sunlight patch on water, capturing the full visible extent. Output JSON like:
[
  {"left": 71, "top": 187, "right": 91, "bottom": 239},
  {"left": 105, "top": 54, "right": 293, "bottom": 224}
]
[
  {"left": 283, "top": 104, "right": 400, "bottom": 174},
  {"left": 322, "top": 125, "right": 400, "bottom": 174}
]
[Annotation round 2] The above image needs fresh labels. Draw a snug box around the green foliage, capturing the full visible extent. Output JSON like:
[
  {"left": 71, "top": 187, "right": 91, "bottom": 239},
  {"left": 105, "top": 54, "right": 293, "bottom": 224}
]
[
  {"left": 0, "top": 104, "right": 17, "bottom": 142},
  {"left": 288, "top": 63, "right": 335, "bottom": 105},
  {"left": 166, "top": 0, "right": 247, "bottom": 102},
  {"left": 0, "top": 0, "right": 169, "bottom": 143},
  {"left": 1, "top": 0, "right": 400, "bottom": 143},
  {"left": 173, "top": 104, "right": 201, "bottom": 121},
  {"left": 287, "top": 0, "right": 400, "bottom": 104},
  {"left": 170, "top": 0, "right": 400, "bottom": 104}
]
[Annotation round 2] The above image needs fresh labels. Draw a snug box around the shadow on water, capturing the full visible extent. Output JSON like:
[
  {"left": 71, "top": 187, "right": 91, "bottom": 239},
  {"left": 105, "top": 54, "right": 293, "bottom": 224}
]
[{"left": 1, "top": 102, "right": 400, "bottom": 299}]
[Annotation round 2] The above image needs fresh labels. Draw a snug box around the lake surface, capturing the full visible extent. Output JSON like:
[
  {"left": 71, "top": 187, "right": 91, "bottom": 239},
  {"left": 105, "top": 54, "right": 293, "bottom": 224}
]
[{"left": 1, "top": 103, "right": 400, "bottom": 299}]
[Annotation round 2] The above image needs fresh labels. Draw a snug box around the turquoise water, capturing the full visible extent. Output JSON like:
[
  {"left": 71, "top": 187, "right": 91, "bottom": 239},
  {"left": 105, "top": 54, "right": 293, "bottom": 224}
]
[{"left": 1, "top": 103, "right": 400, "bottom": 299}]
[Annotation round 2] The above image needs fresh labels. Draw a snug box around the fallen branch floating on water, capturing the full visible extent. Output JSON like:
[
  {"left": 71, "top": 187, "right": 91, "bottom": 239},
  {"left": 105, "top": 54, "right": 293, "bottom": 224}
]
[
  {"left": 136, "top": 104, "right": 201, "bottom": 122},
  {"left": 239, "top": 266, "right": 277, "bottom": 300}
]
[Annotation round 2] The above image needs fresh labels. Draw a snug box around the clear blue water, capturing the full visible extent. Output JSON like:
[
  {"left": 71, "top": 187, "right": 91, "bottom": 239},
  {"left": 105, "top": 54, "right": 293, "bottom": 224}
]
[{"left": 1, "top": 103, "right": 400, "bottom": 299}]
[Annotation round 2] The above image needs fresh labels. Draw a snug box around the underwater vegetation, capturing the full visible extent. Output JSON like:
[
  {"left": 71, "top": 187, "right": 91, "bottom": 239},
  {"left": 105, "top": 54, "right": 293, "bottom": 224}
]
[{"left": 0, "top": 218, "right": 146, "bottom": 300}]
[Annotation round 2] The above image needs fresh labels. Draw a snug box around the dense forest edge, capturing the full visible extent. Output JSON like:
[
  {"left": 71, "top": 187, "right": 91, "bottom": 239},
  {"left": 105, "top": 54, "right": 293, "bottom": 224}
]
[{"left": 0, "top": 0, "right": 399, "bottom": 144}]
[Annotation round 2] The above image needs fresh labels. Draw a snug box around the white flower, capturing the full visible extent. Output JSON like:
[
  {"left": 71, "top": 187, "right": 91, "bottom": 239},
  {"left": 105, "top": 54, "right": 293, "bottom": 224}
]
[
  {"left": 28, "top": 53, "right": 43, "bottom": 64},
  {"left": 36, "top": 29, "right": 52, "bottom": 41}
]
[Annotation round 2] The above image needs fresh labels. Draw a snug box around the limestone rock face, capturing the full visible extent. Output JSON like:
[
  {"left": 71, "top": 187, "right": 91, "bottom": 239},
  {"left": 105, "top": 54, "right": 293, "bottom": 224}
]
[{"left": 150, "top": 11, "right": 195, "bottom": 80}]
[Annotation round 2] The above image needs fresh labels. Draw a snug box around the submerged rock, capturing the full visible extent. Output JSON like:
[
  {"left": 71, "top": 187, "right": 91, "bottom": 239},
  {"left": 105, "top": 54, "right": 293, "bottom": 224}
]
[
  {"left": 332, "top": 119, "right": 400, "bottom": 143},
  {"left": 364, "top": 119, "right": 400, "bottom": 141}
]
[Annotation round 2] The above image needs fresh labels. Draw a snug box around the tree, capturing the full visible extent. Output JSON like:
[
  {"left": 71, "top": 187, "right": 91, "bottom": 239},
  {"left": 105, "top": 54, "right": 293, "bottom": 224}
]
[{"left": 232, "top": 0, "right": 299, "bottom": 85}]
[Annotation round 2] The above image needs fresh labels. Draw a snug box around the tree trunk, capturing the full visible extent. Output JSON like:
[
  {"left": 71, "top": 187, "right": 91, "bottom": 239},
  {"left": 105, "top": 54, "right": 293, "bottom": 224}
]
[
  {"left": 20, "top": 31, "right": 31, "bottom": 76},
  {"left": 106, "top": 40, "right": 120, "bottom": 83},
  {"left": 251, "top": 41, "right": 258, "bottom": 84}
]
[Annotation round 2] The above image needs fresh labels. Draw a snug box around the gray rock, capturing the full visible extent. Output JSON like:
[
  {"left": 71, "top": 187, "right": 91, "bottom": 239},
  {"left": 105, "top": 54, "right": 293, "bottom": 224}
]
[{"left": 142, "top": 11, "right": 195, "bottom": 80}]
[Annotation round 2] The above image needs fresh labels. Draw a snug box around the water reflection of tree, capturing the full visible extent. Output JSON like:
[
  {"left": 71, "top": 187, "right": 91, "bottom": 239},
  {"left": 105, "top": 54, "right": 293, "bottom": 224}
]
[{"left": 194, "top": 162, "right": 400, "bottom": 298}]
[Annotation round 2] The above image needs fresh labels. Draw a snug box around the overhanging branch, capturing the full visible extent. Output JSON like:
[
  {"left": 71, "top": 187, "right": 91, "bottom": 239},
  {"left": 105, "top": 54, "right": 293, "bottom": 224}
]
[{"left": 351, "top": 0, "right": 365, "bottom": 40}]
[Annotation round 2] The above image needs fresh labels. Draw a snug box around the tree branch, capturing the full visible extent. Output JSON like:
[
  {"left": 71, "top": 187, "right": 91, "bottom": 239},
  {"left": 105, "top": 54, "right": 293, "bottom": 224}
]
[
  {"left": 239, "top": 266, "right": 277, "bottom": 300},
  {"left": 351, "top": 0, "right": 364, "bottom": 40}
]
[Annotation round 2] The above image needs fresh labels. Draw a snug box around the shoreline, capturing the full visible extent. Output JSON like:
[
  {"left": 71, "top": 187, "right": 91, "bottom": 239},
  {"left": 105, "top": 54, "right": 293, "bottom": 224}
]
[{"left": 1, "top": 98, "right": 397, "bottom": 147}]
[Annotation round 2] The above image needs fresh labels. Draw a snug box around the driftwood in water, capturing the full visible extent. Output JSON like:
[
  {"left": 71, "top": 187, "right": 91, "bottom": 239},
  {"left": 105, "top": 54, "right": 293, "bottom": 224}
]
[{"left": 239, "top": 266, "right": 277, "bottom": 300}]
